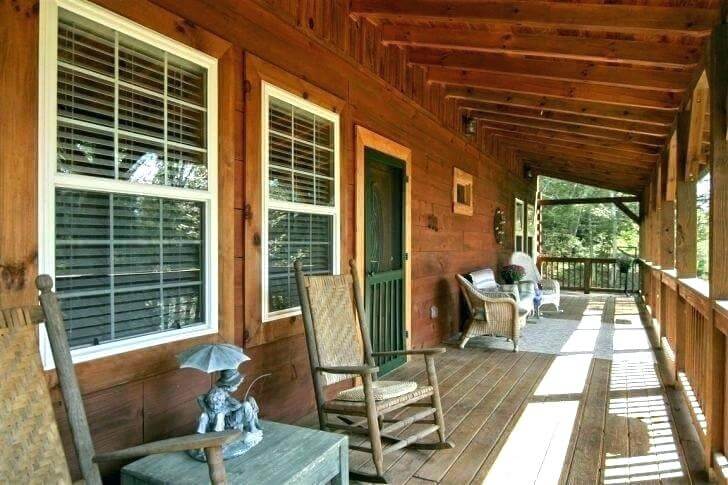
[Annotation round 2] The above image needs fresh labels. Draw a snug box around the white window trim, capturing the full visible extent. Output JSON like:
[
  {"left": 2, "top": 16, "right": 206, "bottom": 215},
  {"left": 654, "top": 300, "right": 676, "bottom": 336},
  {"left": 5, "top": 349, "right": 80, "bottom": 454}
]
[
  {"left": 514, "top": 198, "right": 525, "bottom": 248},
  {"left": 38, "top": 0, "right": 219, "bottom": 368},
  {"left": 261, "top": 82, "right": 341, "bottom": 322}
]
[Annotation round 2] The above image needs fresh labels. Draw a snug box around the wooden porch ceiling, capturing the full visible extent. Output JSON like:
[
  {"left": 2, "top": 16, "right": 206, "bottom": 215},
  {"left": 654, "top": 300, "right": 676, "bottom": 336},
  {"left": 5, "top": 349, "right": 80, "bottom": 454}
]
[{"left": 349, "top": 0, "right": 722, "bottom": 194}]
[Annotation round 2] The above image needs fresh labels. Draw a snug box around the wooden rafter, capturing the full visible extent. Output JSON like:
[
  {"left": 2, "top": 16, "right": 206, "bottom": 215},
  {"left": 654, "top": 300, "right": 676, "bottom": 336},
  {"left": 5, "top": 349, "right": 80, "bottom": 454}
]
[
  {"left": 539, "top": 196, "right": 639, "bottom": 206},
  {"left": 497, "top": 138, "right": 658, "bottom": 166},
  {"left": 468, "top": 110, "right": 665, "bottom": 146},
  {"left": 383, "top": 26, "right": 702, "bottom": 69},
  {"left": 446, "top": 87, "right": 676, "bottom": 126},
  {"left": 428, "top": 67, "right": 681, "bottom": 110},
  {"left": 457, "top": 100, "right": 671, "bottom": 137},
  {"left": 408, "top": 48, "right": 692, "bottom": 92},
  {"left": 351, "top": 1, "right": 718, "bottom": 35},
  {"left": 483, "top": 127, "right": 659, "bottom": 161}
]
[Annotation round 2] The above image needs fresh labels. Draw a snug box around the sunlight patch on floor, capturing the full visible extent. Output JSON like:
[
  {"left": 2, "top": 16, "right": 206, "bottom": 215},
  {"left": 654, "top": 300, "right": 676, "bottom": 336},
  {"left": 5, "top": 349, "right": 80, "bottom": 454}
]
[
  {"left": 534, "top": 354, "right": 592, "bottom": 396},
  {"left": 602, "top": 346, "right": 685, "bottom": 483},
  {"left": 483, "top": 400, "right": 580, "bottom": 485},
  {"left": 678, "top": 371, "right": 708, "bottom": 433}
]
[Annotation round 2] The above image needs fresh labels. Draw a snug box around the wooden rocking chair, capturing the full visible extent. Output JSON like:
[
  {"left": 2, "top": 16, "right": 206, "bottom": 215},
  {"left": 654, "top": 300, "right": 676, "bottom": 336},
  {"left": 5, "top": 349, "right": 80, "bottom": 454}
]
[
  {"left": 294, "top": 259, "right": 453, "bottom": 484},
  {"left": 0, "top": 275, "right": 239, "bottom": 485}
]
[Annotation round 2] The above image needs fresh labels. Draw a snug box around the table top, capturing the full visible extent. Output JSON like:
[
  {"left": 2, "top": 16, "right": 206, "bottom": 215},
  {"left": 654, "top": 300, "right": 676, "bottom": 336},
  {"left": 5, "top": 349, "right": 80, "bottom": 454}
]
[{"left": 122, "top": 420, "right": 347, "bottom": 485}]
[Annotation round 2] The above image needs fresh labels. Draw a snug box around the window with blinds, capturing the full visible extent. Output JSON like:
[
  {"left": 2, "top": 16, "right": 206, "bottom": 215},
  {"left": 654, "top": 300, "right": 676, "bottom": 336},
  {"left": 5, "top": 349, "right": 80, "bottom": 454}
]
[
  {"left": 40, "top": 1, "right": 217, "bottom": 356},
  {"left": 263, "top": 84, "right": 339, "bottom": 320}
]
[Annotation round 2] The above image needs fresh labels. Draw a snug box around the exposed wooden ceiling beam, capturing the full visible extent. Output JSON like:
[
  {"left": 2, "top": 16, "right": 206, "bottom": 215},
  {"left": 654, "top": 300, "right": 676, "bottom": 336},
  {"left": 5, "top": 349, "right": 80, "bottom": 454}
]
[
  {"left": 495, "top": 136, "right": 657, "bottom": 166},
  {"left": 408, "top": 47, "right": 692, "bottom": 91},
  {"left": 519, "top": 152, "right": 651, "bottom": 180},
  {"left": 447, "top": 86, "right": 676, "bottom": 126},
  {"left": 468, "top": 110, "right": 665, "bottom": 146},
  {"left": 482, "top": 123, "right": 661, "bottom": 155},
  {"left": 382, "top": 25, "right": 702, "bottom": 69},
  {"left": 429, "top": 67, "right": 682, "bottom": 110},
  {"left": 511, "top": 150, "right": 654, "bottom": 175},
  {"left": 458, "top": 100, "right": 670, "bottom": 137},
  {"left": 539, "top": 196, "right": 639, "bottom": 206},
  {"left": 528, "top": 166, "right": 642, "bottom": 194},
  {"left": 352, "top": 1, "right": 718, "bottom": 35}
]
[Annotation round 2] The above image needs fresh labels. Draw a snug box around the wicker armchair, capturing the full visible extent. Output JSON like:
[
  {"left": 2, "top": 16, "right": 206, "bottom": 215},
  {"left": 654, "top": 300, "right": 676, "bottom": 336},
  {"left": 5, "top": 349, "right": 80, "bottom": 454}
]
[
  {"left": 510, "top": 251, "right": 561, "bottom": 315},
  {"left": 456, "top": 274, "right": 527, "bottom": 351},
  {"left": 0, "top": 276, "right": 239, "bottom": 485},
  {"left": 294, "top": 259, "right": 453, "bottom": 484}
]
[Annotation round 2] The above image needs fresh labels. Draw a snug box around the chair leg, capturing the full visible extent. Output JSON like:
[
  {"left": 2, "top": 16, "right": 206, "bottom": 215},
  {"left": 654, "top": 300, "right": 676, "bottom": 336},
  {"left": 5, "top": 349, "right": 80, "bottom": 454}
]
[
  {"left": 513, "top": 340, "right": 519, "bottom": 352},
  {"left": 458, "top": 336, "right": 470, "bottom": 349},
  {"left": 425, "top": 356, "right": 451, "bottom": 446},
  {"left": 363, "top": 375, "right": 386, "bottom": 481}
]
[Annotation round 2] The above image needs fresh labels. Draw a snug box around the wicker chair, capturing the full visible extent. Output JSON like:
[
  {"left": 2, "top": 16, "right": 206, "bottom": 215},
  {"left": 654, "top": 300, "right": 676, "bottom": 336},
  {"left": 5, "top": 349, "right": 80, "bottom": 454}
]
[
  {"left": 456, "top": 274, "right": 527, "bottom": 351},
  {"left": 510, "top": 251, "right": 561, "bottom": 315},
  {"left": 0, "top": 276, "right": 239, "bottom": 485},
  {"left": 294, "top": 259, "right": 453, "bottom": 484}
]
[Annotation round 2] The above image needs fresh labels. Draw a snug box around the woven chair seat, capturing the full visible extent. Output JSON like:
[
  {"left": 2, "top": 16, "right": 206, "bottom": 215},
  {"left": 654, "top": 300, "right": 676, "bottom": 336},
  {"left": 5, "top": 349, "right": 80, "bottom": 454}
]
[
  {"left": 336, "top": 380, "right": 418, "bottom": 402},
  {"left": 325, "top": 385, "right": 434, "bottom": 413}
]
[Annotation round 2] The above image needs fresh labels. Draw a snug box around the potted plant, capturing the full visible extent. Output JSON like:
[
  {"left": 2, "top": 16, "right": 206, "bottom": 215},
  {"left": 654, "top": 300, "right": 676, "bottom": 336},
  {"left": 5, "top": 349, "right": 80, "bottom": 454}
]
[
  {"left": 617, "top": 256, "right": 633, "bottom": 274},
  {"left": 501, "top": 264, "right": 526, "bottom": 285}
]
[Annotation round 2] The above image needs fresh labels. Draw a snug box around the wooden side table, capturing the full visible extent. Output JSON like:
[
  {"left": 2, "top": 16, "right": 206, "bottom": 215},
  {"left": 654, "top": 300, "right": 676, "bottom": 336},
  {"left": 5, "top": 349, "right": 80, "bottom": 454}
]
[{"left": 121, "top": 420, "right": 348, "bottom": 484}]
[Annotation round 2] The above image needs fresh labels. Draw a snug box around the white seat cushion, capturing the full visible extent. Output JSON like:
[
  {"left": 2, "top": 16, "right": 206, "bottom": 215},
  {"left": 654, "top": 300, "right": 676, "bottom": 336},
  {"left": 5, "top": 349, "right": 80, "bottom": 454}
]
[{"left": 336, "top": 380, "right": 418, "bottom": 402}]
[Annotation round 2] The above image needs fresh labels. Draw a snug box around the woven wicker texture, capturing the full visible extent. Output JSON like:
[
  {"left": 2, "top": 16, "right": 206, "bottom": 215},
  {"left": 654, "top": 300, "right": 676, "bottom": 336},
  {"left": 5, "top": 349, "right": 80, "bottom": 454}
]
[
  {"left": 306, "top": 274, "right": 364, "bottom": 385},
  {"left": 336, "top": 380, "right": 417, "bottom": 402},
  {"left": 325, "top": 385, "right": 434, "bottom": 413},
  {"left": 457, "top": 275, "right": 525, "bottom": 341},
  {"left": 0, "top": 325, "right": 72, "bottom": 484}
]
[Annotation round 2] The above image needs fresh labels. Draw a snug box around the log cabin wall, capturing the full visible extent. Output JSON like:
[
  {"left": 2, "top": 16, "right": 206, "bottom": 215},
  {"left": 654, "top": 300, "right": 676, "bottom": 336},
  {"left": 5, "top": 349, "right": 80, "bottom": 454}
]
[{"left": 1, "top": 0, "right": 535, "bottom": 478}]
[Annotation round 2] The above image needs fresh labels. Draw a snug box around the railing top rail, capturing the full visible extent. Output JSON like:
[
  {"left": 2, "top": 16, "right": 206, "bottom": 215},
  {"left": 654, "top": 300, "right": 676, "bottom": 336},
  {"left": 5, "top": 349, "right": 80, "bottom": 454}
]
[{"left": 539, "top": 256, "right": 622, "bottom": 264}]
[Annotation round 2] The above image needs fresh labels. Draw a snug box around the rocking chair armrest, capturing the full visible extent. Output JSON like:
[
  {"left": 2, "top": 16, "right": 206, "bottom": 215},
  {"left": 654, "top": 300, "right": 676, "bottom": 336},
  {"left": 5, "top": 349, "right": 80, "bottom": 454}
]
[
  {"left": 371, "top": 347, "right": 446, "bottom": 357},
  {"left": 316, "top": 364, "right": 379, "bottom": 375},
  {"left": 93, "top": 430, "right": 241, "bottom": 462}
]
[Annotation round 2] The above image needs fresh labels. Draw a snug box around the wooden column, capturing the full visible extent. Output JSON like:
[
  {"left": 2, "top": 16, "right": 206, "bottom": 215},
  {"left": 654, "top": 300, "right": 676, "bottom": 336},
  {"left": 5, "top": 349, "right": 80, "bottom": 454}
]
[
  {"left": 676, "top": 110, "right": 698, "bottom": 278},
  {"left": 706, "top": 20, "right": 728, "bottom": 467}
]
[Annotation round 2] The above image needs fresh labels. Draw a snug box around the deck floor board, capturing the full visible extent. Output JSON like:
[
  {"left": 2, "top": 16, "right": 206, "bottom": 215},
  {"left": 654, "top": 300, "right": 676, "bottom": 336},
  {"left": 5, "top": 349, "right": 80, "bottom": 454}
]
[{"left": 299, "top": 293, "right": 711, "bottom": 484}]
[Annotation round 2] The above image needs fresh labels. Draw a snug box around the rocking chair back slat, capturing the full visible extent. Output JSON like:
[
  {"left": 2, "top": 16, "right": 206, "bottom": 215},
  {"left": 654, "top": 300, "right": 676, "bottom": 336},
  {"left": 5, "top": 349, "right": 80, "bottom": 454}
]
[
  {"left": 0, "top": 298, "right": 72, "bottom": 483},
  {"left": 302, "top": 273, "right": 364, "bottom": 385}
]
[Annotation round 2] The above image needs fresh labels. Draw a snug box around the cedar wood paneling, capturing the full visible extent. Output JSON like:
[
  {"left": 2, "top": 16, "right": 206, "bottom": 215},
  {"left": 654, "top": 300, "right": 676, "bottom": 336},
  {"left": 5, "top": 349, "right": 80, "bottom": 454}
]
[{"left": 0, "top": 0, "right": 535, "bottom": 478}]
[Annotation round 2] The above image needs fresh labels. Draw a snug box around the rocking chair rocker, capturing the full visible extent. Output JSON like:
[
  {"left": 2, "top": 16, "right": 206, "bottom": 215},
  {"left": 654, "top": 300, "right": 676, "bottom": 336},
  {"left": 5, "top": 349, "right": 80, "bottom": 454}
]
[{"left": 294, "top": 259, "right": 453, "bottom": 484}]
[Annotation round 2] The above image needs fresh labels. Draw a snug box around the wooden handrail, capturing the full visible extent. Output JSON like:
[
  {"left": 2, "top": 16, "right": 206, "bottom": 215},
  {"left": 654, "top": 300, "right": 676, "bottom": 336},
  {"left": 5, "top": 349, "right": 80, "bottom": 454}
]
[{"left": 538, "top": 256, "right": 639, "bottom": 294}]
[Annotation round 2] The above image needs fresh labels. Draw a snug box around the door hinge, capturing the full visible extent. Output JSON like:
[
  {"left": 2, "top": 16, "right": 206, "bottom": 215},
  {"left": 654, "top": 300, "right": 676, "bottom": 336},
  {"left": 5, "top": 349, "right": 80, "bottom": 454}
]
[
  {"left": 404, "top": 252, "right": 409, "bottom": 261},
  {"left": 243, "top": 203, "right": 252, "bottom": 221},
  {"left": 404, "top": 175, "right": 410, "bottom": 183},
  {"left": 404, "top": 330, "right": 409, "bottom": 338}
]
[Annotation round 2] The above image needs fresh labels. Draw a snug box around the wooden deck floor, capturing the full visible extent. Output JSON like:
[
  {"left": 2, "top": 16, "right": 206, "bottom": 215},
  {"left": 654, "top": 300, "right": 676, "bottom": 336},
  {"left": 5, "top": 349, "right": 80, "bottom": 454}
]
[{"left": 301, "top": 295, "right": 709, "bottom": 484}]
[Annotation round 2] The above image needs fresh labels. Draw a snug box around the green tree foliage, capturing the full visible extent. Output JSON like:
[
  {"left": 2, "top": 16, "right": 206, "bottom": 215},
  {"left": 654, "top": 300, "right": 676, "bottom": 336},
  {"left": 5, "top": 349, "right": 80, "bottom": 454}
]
[
  {"left": 539, "top": 177, "right": 639, "bottom": 258},
  {"left": 697, "top": 173, "right": 710, "bottom": 280}
]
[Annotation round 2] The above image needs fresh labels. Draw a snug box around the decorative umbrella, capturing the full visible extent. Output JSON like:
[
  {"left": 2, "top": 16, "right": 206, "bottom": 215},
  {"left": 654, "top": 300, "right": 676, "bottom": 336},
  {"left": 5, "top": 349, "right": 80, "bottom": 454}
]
[{"left": 177, "top": 343, "right": 250, "bottom": 374}]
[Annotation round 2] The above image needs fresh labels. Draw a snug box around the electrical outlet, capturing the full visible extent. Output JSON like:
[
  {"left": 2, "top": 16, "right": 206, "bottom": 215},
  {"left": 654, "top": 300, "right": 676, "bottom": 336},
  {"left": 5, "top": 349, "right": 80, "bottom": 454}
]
[{"left": 430, "top": 306, "right": 439, "bottom": 319}]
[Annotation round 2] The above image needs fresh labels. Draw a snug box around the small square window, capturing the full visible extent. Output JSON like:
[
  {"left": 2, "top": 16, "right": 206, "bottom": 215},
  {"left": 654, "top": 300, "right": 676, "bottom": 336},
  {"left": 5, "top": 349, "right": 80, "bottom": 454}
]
[{"left": 453, "top": 168, "right": 474, "bottom": 216}]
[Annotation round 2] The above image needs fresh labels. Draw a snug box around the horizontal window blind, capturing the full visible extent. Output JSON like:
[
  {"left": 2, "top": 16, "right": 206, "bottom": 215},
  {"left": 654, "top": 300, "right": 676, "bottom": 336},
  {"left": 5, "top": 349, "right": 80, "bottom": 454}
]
[
  {"left": 264, "top": 89, "right": 339, "bottom": 318},
  {"left": 55, "top": 189, "right": 204, "bottom": 349},
  {"left": 47, "top": 6, "right": 215, "bottom": 352},
  {"left": 57, "top": 8, "right": 208, "bottom": 189}
]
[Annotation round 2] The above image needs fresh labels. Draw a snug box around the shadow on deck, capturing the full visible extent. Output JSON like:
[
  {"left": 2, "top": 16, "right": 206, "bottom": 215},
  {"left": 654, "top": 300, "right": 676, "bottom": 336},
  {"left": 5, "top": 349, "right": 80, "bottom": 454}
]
[{"left": 302, "top": 293, "right": 711, "bottom": 484}]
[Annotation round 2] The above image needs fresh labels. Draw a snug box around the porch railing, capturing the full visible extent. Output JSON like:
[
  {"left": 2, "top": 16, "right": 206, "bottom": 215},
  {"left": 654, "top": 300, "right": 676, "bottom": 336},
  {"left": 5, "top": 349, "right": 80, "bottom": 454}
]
[
  {"left": 641, "top": 262, "right": 721, "bottom": 452},
  {"left": 538, "top": 256, "right": 640, "bottom": 293}
]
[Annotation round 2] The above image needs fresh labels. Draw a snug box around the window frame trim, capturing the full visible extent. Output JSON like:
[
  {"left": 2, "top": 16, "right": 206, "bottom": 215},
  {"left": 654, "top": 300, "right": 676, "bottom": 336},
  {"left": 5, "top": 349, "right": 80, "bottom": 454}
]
[
  {"left": 260, "top": 81, "right": 341, "bottom": 322},
  {"left": 38, "top": 0, "right": 219, "bottom": 368}
]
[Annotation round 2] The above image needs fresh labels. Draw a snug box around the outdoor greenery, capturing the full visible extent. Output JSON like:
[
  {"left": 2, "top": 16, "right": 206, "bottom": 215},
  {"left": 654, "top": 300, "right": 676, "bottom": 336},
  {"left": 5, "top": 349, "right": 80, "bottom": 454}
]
[
  {"left": 697, "top": 173, "right": 710, "bottom": 280},
  {"left": 540, "top": 177, "right": 639, "bottom": 259}
]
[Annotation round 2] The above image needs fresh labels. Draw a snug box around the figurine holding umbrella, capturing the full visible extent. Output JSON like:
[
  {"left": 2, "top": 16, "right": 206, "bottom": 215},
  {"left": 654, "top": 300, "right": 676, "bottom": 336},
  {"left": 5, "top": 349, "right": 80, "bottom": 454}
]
[{"left": 177, "top": 343, "right": 266, "bottom": 460}]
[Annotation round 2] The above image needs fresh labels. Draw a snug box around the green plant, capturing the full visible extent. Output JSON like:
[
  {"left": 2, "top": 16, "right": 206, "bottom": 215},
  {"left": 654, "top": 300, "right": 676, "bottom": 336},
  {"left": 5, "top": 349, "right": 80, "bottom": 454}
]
[
  {"left": 617, "top": 257, "right": 633, "bottom": 274},
  {"left": 501, "top": 264, "right": 526, "bottom": 284}
]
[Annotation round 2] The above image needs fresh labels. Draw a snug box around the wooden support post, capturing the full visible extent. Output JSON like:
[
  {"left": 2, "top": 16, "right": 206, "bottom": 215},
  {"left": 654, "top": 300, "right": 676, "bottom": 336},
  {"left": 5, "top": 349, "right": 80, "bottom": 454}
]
[
  {"left": 676, "top": 109, "right": 698, "bottom": 278},
  {"left": 706, "top": 20, "right": 728, "bottom": 470}
]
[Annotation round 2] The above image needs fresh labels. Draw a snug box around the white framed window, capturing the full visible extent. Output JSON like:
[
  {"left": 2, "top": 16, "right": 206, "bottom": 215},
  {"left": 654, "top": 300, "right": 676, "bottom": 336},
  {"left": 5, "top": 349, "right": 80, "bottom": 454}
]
[
  {"left": 38, "top": 0, "right": 218, "bottom": 365},
  {"left": 261, "top": 82, "right": 341, "bottom": 322},
  {"left": 514, "top": 198, "right": 525, "bottom": 252}
]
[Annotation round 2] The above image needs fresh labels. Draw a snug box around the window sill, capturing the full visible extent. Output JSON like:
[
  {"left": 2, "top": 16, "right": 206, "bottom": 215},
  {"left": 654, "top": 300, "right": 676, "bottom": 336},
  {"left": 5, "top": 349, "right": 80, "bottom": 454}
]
[{"left": 43, "top": 324, "right": 218, "bottom": 370}]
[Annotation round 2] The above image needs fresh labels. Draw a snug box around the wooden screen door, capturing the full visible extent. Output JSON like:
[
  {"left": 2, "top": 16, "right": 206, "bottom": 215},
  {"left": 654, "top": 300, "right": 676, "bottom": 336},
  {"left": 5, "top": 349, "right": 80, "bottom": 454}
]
[{"left": 364, "top": 147, "right": 407, "bottom": 375}]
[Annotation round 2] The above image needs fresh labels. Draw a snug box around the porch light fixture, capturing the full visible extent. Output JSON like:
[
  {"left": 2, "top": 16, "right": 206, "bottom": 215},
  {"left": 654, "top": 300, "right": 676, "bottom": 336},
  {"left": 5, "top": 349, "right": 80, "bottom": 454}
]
[
  {"left": 463, "top": 114, "right": 477, "bottom": 137},
  {"left": 524, "top": 166, "right": 534, "bottom": 179}
]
